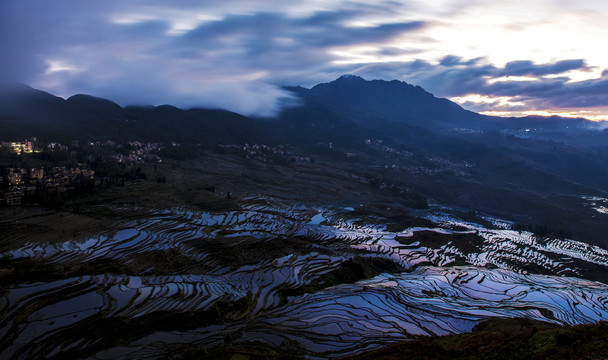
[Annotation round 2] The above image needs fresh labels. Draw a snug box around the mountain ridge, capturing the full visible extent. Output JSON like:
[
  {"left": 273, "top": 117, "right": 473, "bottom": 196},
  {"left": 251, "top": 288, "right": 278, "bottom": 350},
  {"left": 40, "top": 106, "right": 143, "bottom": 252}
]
[
  {"left": 2, "top": 78, "right": 604, "bottom": 132},
  {"left": 286, "top": 74, "right": 489, "bottom": 131}
]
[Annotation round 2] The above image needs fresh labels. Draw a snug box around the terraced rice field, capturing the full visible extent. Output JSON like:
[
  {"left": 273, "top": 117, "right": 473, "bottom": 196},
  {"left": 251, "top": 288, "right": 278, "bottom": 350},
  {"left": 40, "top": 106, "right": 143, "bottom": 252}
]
[{"left": 1, "top": 197, "right": 608, "bottom": 359}]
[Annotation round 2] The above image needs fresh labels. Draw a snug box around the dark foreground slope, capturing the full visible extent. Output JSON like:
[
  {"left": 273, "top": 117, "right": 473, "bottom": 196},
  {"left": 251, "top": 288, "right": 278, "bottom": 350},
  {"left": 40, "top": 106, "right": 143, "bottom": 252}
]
[
  {"left": 347, "top": 319, "right": 608, "bottom": 360},
  {"left": 163, "top": 319, "right": 608, "bottom": 360}
]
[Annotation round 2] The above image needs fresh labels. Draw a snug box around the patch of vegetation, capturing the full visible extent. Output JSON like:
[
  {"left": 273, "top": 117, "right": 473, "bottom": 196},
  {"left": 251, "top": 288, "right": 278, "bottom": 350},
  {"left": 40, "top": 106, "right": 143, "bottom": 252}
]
[
  {"left": 63, "top": 177, "right": 240, "bottom": 218},
  {"left": 346, "top": 204, "right": 436, "bottom": 232},
  {"left": 170, "top": 339, "right": 306, "bottom": 360},
  {"left": 0, "top": 247, "right": 212, "bottom": 284},
  {"left": 278, "top": 256, "right": 405, "bottom": 305},
  {"left": 25, "top": 292, "right": 255, "bottom": 360},
  {"left": 346, "top": 318, "right": 608, "bottom": 360},
  {"left": 187, "top": 235, "right": 319, "bottom": 270}
]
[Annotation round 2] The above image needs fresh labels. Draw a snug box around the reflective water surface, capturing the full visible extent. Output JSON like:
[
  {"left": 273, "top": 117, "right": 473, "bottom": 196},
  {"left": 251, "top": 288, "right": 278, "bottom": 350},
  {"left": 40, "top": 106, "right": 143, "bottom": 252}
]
[{"left": 1, "top": 198, "right": 607, "bottom": 359}]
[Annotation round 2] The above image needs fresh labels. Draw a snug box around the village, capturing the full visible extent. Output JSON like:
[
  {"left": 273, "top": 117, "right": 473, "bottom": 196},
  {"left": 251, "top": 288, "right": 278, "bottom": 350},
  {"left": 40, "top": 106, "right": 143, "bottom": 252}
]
[
  {"left": 0, "top": 138, "right": 314, "bottom": 206},
  {"left": 219, "top": 143, "right": 312, "bottom": 164},
  {"left": 1, "top": 137, "right": 470, "bottom": 207},
  {"left": 0, "top": 139, "right": 163, "bottom": 206}
]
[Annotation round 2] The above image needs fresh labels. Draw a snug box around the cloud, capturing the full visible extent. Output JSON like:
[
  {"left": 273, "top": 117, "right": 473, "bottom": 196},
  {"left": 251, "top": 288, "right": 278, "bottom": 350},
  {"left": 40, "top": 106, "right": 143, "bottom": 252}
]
[
  {"left": 499, "top": 59, "right": 590, "bottom": 77},
  {"left": 457, "top": 100, "right": 527, "bottom": 113},
  {"left": 344, "top": 57, "right": 495, "bottom": 97}
]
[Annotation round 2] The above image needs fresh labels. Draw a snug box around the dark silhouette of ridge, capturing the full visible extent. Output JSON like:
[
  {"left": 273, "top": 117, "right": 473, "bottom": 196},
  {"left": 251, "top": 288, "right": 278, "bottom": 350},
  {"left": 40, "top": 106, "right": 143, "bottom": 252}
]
[{"left": 288, "top": 74, "right": 489, "bottom": 130}]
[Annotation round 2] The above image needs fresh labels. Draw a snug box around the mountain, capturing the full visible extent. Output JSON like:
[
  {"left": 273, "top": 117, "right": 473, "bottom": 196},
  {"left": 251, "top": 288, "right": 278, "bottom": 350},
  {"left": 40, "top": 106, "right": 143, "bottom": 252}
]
[
  {"left": 286, "top": 75, "right": 607, "bottom": 148},
  {"left": 66, "top": 94, "right": 123, "bottom": 118},
  {"left": 1, "top": 78, "right": 603, "bottom": 145},
  {"left": 286, "top": 74, "right": 490, "bottom": 130}
]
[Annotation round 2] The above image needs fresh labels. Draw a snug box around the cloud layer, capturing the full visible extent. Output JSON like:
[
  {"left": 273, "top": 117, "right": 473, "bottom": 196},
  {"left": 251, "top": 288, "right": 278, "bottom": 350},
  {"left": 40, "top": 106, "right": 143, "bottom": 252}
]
[{"left": 1, "top": 0, "right": 608, "bottom": 118}]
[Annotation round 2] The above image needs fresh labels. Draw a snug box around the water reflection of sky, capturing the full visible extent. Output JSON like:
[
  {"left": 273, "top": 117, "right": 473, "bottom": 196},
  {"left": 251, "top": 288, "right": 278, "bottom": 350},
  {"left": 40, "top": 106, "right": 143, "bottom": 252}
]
[{"left": 2, "top": 200, "right": 608, "bottom": 359}]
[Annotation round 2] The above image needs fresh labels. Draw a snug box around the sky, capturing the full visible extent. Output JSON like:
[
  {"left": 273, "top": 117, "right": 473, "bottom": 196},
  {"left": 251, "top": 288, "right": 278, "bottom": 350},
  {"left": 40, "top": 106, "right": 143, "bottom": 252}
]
[{"left": 2, "top": 0, "right": 608, "bottom": 119}]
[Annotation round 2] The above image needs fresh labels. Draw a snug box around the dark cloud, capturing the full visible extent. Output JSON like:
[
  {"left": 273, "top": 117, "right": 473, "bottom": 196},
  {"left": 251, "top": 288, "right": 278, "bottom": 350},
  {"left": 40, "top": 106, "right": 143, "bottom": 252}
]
[
  {"left": 0, "top": 2, "right": 52, "bottom": 82},
  {"left": 478, "top": 71, "right": 608, "bottom": 109},
  {"left": 184, "top": 12, "right": 425, "bottom": 50},
  {"left": 537, "top": 77, "right": 608, "bottom": 108},
  {"left": 438, "top": 56, "right": 484, "bottom": 67},
  {"left": 500, "top": 59, "right": 589, "bottom": 77},
  {"left": 439, "top": 55, "right": 463, "bottom": 67},
  {"left": 412, "top": 64, "right": 495, "bottom": 97},
  {"left": 457, "top": 100, "right": 527, "bottom": 113},
  {"left": 350, "top": 58, "right": 494, "bottom": 97}
]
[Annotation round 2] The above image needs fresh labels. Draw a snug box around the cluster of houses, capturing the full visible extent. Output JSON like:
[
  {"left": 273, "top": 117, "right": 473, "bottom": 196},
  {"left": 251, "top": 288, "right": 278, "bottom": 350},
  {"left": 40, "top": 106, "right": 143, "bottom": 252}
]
[
  {"left": 2, "top": 139, "right": 74, "bottom": 155},
  {"left": 1, "top": 166, "right": 95, "bottom": 206},
  {"left": 365, "top": 138, "right": 472, "bottom": 177},
  {"left": 0, "top": 138, "right": 170, "bottom": 206},
  {"left": 365, "top": 139, "right": 414, "bottom": 159},
  {"left": 5, "top": 140, "right": 35, "bottom": 154},
  {"left": 1, "top": 139, "right": 96, "bottom": 206},
  {"left": 219, "top": 143, "right": 312, "bottom": 163},
  {"left": 112, "top": 141, "right": 162, "bottom": 164}
]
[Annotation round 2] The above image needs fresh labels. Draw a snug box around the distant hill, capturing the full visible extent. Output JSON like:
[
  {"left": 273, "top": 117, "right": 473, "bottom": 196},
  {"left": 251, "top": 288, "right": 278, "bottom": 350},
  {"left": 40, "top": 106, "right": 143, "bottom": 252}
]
[
  {"left": 286, "top": 75, "right": 606, "bottom": 143},
  {"left": 0, "top": 84, "right": 273, "bottom": 144}
]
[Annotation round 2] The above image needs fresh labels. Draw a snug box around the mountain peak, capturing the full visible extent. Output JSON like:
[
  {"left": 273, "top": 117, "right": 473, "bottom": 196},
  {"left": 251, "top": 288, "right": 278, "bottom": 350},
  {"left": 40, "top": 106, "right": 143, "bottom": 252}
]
[
  {"left": 296, "top": 75, "right": 475, "bottom": 129},
  {"left": 66, "top": 94, "right": 123, "bottom": 111},
  {"left": 312, "top": 75, "right": 424, "bottom": 95},
  {"left": 337, "top": 74, "right": 364, "bottom": 81}
]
